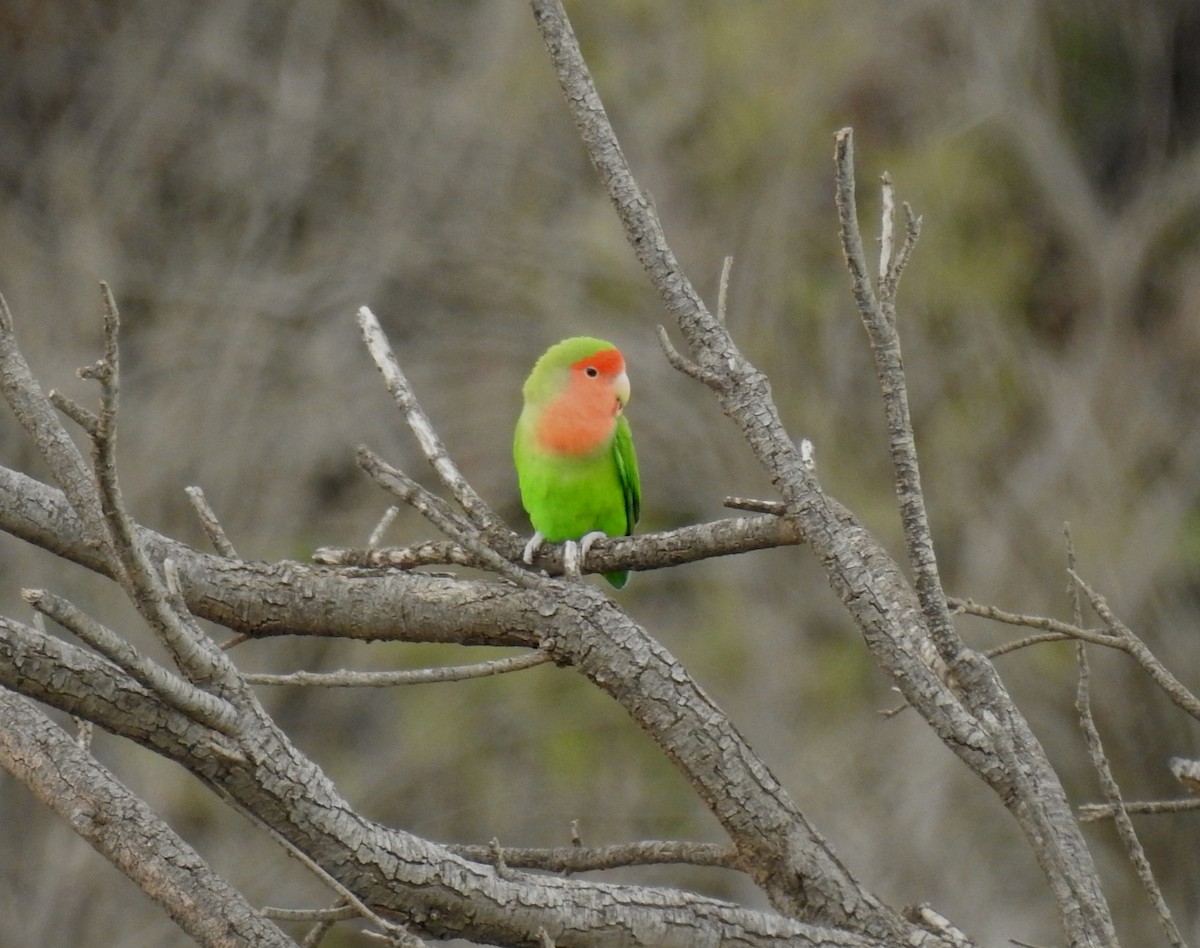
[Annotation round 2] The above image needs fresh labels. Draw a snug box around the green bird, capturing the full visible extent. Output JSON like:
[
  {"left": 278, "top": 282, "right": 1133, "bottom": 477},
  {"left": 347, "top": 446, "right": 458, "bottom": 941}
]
[{"left": 514, "top": 337, "right": 641, "bottom": 587}]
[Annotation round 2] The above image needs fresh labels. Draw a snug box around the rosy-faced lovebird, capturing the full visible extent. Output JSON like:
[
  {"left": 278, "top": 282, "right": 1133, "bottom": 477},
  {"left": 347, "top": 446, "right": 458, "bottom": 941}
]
[{"left": 513, "top": 337, "right": 641, "bottom": 587}]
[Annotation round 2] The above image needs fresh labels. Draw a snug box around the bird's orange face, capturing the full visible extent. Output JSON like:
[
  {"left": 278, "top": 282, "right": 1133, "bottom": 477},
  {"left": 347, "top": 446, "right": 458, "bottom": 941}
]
[
  {"left": 536, "top": 347, "right": 629, "bottom": 455},
  {"left": 571, "top": 347, "right": 629, "bottom": 415}
]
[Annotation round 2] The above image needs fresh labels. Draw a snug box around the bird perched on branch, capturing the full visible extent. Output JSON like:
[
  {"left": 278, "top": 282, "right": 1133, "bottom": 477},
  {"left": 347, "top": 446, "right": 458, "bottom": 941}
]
[{"left": 514, "top": 337, "right": 641, "bottom": 587}]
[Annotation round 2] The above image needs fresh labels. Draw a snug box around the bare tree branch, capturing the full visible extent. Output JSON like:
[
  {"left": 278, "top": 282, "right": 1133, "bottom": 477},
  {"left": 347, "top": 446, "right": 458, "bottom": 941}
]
[
  {"left": 1, "top": 585, "right": 855, "bottom": 947},
  {"left": 356, "top": 305, "right": 504, "bottom": 536},
  {"left": 185, "top": 485, "right": 239, "bottom": 557},
  {"left": 531, "top": 2, "right": 1117, "bottom": 944},
  {"left": 0, "top": 292, "right": 110, "bottom": 552},
  {"left": 1067, "top": 523, "right": 1183, "bottom": 948},
  {"left": 834, "top": 130, "right": 955, "bottom": 665},
  {"left": 1069, "top": 569, "right": 1200, "bottom": 722},
  {"left": 0, "top": 690, "right": 297, "bottom": 948},
  {"left": 22, "top": 587, "right": 239, "bottom": 734},
  {"left": 1074, "top": 647, "right": 1183, "bottom": 946},
  {"left": 244, "top": 648, "right": 553, "bottom": 688},
  {"left": 314, "top": 512, "right": 803, "bottom": 576}
]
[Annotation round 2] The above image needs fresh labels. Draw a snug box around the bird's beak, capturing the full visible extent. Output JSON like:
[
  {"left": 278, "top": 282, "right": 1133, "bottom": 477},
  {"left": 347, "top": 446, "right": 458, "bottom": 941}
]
[{"left": 614, "top": 369, "right": 630, "bottom": 409}]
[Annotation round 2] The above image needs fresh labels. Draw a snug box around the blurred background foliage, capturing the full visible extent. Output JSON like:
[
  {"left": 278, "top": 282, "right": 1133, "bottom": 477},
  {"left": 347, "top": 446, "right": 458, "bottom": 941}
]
[{"left": 1, "top": 0, "right": 1199, "bottom": 944}]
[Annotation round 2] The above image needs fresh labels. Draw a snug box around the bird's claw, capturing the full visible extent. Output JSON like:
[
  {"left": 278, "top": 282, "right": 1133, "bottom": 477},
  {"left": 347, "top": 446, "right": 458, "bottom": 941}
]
[
  {"left": 526, "top": 531, "right": 607, "bottom": 580},
  {"left": 522, "top": 532, "right": 545, "bottom": 565},
  {"left": 562, "top": 539, "right": 580, "bottom": 578},
  {"left": 565, "top": 531, "right": 607, "bottom": 580}
]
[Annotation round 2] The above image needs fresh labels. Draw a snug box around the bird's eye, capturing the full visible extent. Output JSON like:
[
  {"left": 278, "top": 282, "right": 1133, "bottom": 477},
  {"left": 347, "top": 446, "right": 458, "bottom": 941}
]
[{"left": 584, "top": 366, "right": 599, "bottom": 378}]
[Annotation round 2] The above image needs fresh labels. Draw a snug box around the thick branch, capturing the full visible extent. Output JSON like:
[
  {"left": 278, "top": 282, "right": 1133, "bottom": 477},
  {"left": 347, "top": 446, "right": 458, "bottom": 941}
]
[
  {"left": 0, "top": 293, "right": 109, "bottom": 550},
  {"left": 0, "top": 606, "right": 874, "bottom": 947},
  {"left": 0, "top": 690, "right": 295, "bottom": 948}
]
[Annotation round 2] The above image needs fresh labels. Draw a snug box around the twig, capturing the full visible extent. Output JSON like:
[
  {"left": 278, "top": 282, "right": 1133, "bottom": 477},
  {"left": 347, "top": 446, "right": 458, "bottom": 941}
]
[
  {"left": 723, "top": 497, "right": 785, "bottom": 515},
  {"left": 1079, "top": 798, "right": 1200, "bottom": 822},
  {"left": 356, "top": 447, "right": 476, "bottom": 539},
  {"left": 1068, "top": 529, "right": 1183, "bottom": 946},
  {"left": 878, "top": 173, "right": 895, "bottom": 283},
  {"left": 301, "top": 918, "right": 339, "bottom": 948},
  {"left": 355, "top": 306, "right": 502, "bottom": 536},
  {"left": 239, "top": 800, "right": 424, "bottom": 946},
  {"left": 368, "top": 506, "right": 400, "bottom": 548},
  {"left": 263, "top": 904, "right": 359, "bottom": 923},
  {"left": 185, "top": 486, "right": 238, "bottom": 557},
  {"left": 83, "top": 285, "right": 243, "bottom": 697},
  {"left": 357, "top": 446, "right": 532, "bottom": 584},
  {"left": 834, "top": 129, "right": 958, "bottom": 667},
  {"left": 1075, "top": 646, "right": 1183, "bottom": 944},
  {"left": 530, "top": 0, "right": 736, "bottom": 375},
  {"left": 489, "top": 837, "right": 509, "bottom": 877},
  {"left": 48, "top": 388, "right": 100, "bottom": 437},
  {"left": 245, "top": 649, "right": 553, "bottom": 687},
  {"left": 1069, "top": 569, "right": 1200, "bottom": 722},
  {"left": 985, "top": 632, "right": 1073, "bottom": 658},
  {"left": 23, "top": 588, "right": 239, "bottom": 735},
  {"left": 949, "top": 597, "right": 1113, "bottom": 642},
  {"left": 654, "top": 325, "right": 726, "bottom": 389},
  {"left": 716, "top": 255, "right": 734, "bottom": 326}
]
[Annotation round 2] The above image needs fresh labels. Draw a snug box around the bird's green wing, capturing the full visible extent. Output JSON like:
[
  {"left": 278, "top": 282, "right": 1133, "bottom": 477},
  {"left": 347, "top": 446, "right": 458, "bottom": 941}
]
[{"left": 612, "top": 414, "right": 640, "bottom": 535}]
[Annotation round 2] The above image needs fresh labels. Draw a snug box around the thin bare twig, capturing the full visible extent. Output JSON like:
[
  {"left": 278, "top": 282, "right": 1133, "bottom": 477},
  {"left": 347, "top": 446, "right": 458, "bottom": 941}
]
[
  {"left": 356, "top": 447, "right": 475, "bottom": 538},
  {"left": 1069, "top": 569, "right": 1200, "bottom": 722},
  {"left": 245, "top": 649, "right": 553, "bottom": 687},
  {"left": 368, "top": 506, "right": 400, "bottom": 549},
  {"left": 723, "top": 497, "right": 786, "bottom": 515},
  {"left": 1079, "top": 798, "right": 1200, "bottom": 822},
  {"left": 716, "top": 255, "right": 734, "bottom": 326},
  {"left": 301, "top": 919, "right": 339, "bottom": 948},
  {"left": 356, "top": 306, "right": 503, "bottom": 536},
  {"left": 878, "top": 173, "right": 895, "bottom": 283},
  {"left": 654, "top": 325, "right": 726, "bottom": 389},
  {"left": 313, "top": 539, "right": 477, "bottom": 570},
  {"left": 357, "top": 446, "right": 532, "bottom": 584},
  {"left": 834, "top": 129, "right": 958, "bottom": 667},
  {"left": 1067, "top": 528, "right": 1183, "bottom": 946},
  {"left": 241, "top": 801, "right": 426, "bottom": 946},
  {"left": 84, "top": 286, "right": 242, "bottom": 697},
  {"left": 263, "top": 904, "right": 359, "bottom": 923},
  {"left": 185, "top": 486, "right": 238, "bottom": 558},
  {"left": 1075, "top": 635, "right": 1183, "bottom": 944},
  {"left": 48, "top": 388, "right": 100, "bottom": 437},
  {"left": 23, "top": 588, "right": 239, "bottom": 735},
  {"left": 949, "top": 597, "right": 1113, "bottom": 641}
]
